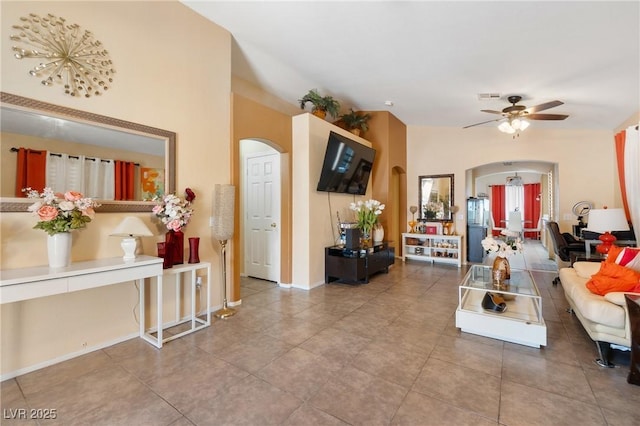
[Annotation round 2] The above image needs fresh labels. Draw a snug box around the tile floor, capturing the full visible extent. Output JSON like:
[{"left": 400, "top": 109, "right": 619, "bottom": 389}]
[{"left": 2, "top": 241, "right": 639, "bottom": 425}]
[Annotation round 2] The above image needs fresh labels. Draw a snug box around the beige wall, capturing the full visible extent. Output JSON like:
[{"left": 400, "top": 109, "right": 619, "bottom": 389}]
[
  {"left": 230, "top": 93, "right": 293, "bottom": 294},
  {"left": 1, "top": 1, "right": 230, "bottom": 377},
  {"left": 291, "top": 113, "right": 373, "bottom": 288}
]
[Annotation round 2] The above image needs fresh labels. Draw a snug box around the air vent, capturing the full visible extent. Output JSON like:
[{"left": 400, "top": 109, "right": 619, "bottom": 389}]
[{"left": 477, "top": 93, "right": 501, "bottom": 100}]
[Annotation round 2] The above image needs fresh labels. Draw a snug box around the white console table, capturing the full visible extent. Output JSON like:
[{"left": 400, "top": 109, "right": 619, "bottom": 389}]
[
  {"left": 0, "top": 256, "right": 211, "bottom": 349},
  {"left": 141, "top": 262, "right": 211, "bottom": 348}
]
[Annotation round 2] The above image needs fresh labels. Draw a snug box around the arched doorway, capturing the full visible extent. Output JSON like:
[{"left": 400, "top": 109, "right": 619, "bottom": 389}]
[{"left": 466, "top": 160, "right": 558, "bottom": 260}]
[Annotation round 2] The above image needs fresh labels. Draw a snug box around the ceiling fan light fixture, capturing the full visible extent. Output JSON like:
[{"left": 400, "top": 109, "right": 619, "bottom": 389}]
[
  {"left": 511, "top": 118, "right": 522, "bottom": 129},
  {"left": 519, "top": 119, "right": 530, "bottom": 131},
  {"left": 498, "top": 121, "right": 514, "bottom": 133}
]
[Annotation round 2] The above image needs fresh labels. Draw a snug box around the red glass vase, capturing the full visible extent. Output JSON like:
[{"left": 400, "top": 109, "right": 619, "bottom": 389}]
[
  {"left": 188, "top": 237, "right": 200, "bottom": 264},
  {"left": 157, "top": 242, "right": 174, "bottom": 269},
  {"left": 166, "top": 230, "right": 184, "bottom": 265}
]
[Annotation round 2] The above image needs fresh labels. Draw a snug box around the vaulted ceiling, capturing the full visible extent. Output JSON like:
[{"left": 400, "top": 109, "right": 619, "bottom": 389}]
[{"left": 183, "top": 1, "right": 639, "bottom": 131}]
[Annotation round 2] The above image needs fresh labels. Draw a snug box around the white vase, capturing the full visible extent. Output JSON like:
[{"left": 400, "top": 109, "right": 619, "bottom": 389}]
[
  {"left": 47, "top": 232, "right": 72, "bottom": 268},
  {"left": 373, "top": 223, "right": 385, "bottom": 243}
]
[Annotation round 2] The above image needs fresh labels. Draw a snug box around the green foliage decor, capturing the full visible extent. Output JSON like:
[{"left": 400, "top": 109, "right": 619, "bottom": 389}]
[
  {"left": 340, "top": 108, "right": 372, "bottom": 133},
  {"left": 299, "top": 89, "right": 341, "bottom": 118}
]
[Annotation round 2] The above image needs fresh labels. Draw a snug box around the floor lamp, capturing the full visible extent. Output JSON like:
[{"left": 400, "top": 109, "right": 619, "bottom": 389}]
[{"left": 212, "top": 184, "right": 236, "bottom": 318}]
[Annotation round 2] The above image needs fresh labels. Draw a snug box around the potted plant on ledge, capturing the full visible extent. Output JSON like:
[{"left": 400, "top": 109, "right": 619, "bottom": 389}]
[
  {"left": 340, "top": 108, "right": 371, "bottom": 137},
  {"left": 299, "top": 89, "right": 341, "bottom": 120}
]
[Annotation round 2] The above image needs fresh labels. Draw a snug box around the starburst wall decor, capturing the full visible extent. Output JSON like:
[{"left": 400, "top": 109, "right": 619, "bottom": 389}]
[{"left": 10, "top": 12, "right": 115, "bottom": 98}]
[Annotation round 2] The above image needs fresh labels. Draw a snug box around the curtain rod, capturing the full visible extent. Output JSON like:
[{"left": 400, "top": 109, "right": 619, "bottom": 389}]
[{"left": 10, "top": 147, "right": 139, "bottom": 166}]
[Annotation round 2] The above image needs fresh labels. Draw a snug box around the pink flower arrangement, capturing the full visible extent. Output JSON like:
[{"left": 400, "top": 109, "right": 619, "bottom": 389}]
[
  {"left": 152, "top": 189, "right": 195, "bottom": 232},
  {"left": 24, "top": 187, "right": 100, "bottom": 235}
]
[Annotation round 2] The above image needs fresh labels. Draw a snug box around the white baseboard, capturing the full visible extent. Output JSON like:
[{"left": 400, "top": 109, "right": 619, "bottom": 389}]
[
  {"left": 0, "top": 332, "right": 139, "bottom": 382},
  {"left": 1, "top": 305, "right": 224, "bottom": 382}
]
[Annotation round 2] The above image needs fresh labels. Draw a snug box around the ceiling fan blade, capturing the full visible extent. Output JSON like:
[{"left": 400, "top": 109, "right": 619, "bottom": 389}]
[
  {"left": 526, "top": 113, "right": 569, "bottom": 120},
  {"left": 524, "top": 100, "right": 563, "bottom": 114},
  {"left": 480, "top": 109, "right": 504, "bottom": 115},
  {"left": 463, "top": 117, "right": 505, "bottom": 129}
]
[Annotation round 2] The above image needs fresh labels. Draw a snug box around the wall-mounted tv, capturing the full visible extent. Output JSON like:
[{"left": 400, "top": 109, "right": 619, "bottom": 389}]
[{"left": 316, "top": 131, "right": 376, "bottom": 195}]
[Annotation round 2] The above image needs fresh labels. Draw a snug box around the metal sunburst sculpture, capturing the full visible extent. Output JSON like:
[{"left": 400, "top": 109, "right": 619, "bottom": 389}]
[{"left": 10, "top": 12, "right": 115, "bottom": 97}]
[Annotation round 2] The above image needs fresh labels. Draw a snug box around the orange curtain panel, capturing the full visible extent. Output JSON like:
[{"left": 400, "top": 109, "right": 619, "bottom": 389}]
[
  {"left": 114, "top": 160, "right": 136, "bottom": 201},
  {"left": 15, "top": 148, "right": 47, "bottom": 197}
]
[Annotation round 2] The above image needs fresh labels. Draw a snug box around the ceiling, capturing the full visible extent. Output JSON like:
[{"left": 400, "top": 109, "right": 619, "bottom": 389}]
[{"left": 182, "top": 1, "right": 639, "bottom": 131}]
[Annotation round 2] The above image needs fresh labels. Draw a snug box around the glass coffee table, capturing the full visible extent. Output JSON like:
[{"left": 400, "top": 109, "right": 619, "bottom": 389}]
[{"left": 456, "top": 265, "right": 547, "bottom": 348}]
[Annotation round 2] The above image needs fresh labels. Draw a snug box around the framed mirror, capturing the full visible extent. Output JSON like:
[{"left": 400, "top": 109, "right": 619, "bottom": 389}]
[
  {"left": 0, "top": 92, "right": 175, "bottom": 212},
  {"left": 419, "top": 174, "right": 454, "bottom": 222}
]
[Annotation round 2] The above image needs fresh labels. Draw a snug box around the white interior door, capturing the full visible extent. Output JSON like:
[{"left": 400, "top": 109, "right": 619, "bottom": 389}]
[{"left": 245, "top": 152, "right": 280, "bottom": 282}]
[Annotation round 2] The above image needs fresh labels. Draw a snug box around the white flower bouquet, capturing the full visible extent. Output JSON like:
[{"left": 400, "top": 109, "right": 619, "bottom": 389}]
[{"left": 481, "top": 229, "right": 523, "bottom": 258}]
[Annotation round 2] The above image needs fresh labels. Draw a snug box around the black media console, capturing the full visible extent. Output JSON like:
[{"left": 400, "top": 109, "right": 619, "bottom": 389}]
[{"left": 324, "top": 242, "right": 394, "bottom": 284}]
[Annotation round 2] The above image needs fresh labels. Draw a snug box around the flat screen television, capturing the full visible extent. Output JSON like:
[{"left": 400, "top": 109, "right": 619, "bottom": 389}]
[{"left": 316, "top": 131, "right": 376, "bottom": 195}]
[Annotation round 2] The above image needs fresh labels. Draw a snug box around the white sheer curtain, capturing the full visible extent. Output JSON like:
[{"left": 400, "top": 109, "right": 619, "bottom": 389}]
[
  {"left": 84, "top": 157, "right": 116, "bottom": 199},
  {"left": 624, "top": 125, "right": 639, "bottom": 244},
  {"left": 102, "top": 159, "right": 115, "bottom": 200},
  {"left": 46, "top": 153, "right": 85, "bottom": 193},
  {"left": 505, "top": 185, "right": 524, "bottom": 217}
]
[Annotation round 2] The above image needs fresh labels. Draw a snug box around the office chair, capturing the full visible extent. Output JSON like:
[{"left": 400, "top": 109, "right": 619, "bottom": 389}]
[{"left": 547, "top": 221, "right": 586, "bottom": 285}]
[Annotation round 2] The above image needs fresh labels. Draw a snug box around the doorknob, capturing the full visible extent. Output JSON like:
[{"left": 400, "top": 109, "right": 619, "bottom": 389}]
[{"left": 271, "top": 223, "right": 277, "bottom": 228}]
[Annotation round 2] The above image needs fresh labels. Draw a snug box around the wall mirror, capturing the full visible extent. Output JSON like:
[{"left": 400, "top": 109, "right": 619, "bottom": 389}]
[
  {"left": 418, "top": 174, "right": 454, "bottom": 222},
  {"left": 0, "top": 92, "right": 175, "bottom": 212}
]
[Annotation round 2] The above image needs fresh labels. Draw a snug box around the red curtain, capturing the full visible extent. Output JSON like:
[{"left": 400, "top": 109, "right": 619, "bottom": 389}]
[
  {"left": 615, "top": 130, "right": 631, "bottom": 221},
  {"left": 15, "top": 148, "right": 46, "bottom": 197},
  {"left": 114, "top": 160, "right": 135, "bottom": 200},
  {"left": 523, "top": 183, "right": 541, "bottom": 238},
  {"left": 491, "top": 185, "right": 506, "bottom": 236}
]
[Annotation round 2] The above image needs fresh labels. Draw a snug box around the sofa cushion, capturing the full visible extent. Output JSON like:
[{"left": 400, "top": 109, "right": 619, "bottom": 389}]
[
  {"left": 604, "top": 291, "right": 640, "bottom": 306},
  {"left": 586, "top": 262, "right": 640, "bottom": 296},
  {"left": 573, "top": 261, "right": 600, "bottom": 279},
  {"left": 614, "top": 247, "right": 640, "bottom": 272},
  {"left": 564, "top": 270, "right": 627, "bottom": 329}
]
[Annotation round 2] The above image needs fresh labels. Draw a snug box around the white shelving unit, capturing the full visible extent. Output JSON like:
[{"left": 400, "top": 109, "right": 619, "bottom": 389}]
[{"left": 402, "top": 233, "right": 463, "bottom": 267}]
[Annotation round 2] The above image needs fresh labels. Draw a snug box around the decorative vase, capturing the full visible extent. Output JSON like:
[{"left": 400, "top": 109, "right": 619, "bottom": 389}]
[
  {"left": 166, "top": 230, "right": 184, "bottom": 265},
  {"left": 157, "top": 242, "right": 174, "bottom": 269},
  {"left": 349, "top": 128, "right": 361, "bottom": 137},
  {"left": 373, "top": 223, "right": 384, "bottom": 243},
  {"left": 47, "top": 232, "right": 72, "bottom": 268},
  {"left": 188, "top": 237, "right": 200, "bottom": 264},
  {"left": 492, "top": 256, "right": 511, "bottom": 290}
]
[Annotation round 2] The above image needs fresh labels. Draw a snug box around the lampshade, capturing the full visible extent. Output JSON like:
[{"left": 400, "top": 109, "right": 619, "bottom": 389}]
[
  {"left": 110, "top": 217, "right": 154, "bottom": 261},
  {"left": 586, "top": 208, "right": 629, "bottom": 233},
  {"left": 586, "top": 208, "right": 629, "bottom": 256},
  {"left": 211, "top": 184, "right": 235, "bottom": 241}
]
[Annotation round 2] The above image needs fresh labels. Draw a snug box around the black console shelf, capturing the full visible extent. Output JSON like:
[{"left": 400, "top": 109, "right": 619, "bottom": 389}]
[{"left": 324, "top": 242, "right": 394, "bottom": 284}]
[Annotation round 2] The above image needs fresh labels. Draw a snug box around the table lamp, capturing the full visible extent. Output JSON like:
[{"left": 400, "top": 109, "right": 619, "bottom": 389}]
[
  {"left": 110, "top": 216, "right": 154, "bottom": 260},
  {"left": 586, "top": 208, "right": 630, "bottom": 255}
]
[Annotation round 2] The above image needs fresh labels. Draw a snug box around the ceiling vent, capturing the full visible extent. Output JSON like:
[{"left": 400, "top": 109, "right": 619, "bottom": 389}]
[{"left": 477, "top": 93, "right": 501, "bottom": 100}]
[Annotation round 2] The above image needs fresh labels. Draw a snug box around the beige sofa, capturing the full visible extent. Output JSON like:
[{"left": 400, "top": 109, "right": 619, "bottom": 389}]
[{"left": 559, "top": 261, "right": 639, "bottom": 367}]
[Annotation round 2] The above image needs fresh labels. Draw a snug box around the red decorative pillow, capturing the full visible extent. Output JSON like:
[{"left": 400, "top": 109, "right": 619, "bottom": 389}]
[
  {"left": 614, "top": 247, "right": 640, "bottom": 272},
  {"left": 586, "top": 261, "right": 640, "bottom": 296}
]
